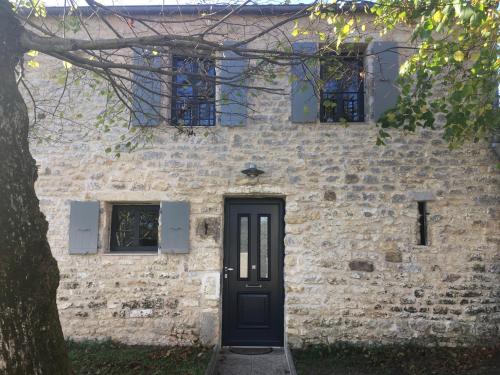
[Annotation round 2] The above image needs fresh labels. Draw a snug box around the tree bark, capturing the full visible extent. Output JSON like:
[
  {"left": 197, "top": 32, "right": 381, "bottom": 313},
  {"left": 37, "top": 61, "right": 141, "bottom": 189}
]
[{"left": 0, "top": 1, "right": 72, "bottom": 373}]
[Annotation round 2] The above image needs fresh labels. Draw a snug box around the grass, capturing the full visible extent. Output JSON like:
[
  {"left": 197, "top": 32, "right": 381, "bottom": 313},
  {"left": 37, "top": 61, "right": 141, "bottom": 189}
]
[
  {"left": 292, "top": 343, "right": 500, "bottom": 375},
  {"left": 67, "top": 340, "right": 212, "bottom": 375}
]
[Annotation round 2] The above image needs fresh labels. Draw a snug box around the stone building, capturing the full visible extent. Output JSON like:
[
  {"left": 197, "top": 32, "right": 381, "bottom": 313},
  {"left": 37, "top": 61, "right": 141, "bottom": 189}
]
[{"left": 30, "top": 4, "right": 499, "bottom": 348}]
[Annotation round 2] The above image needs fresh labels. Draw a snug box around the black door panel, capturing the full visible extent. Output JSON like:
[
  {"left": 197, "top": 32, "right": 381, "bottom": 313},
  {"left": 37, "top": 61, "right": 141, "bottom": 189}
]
[{"left": 222, "top": 199, "right": 284, "bottom": 346}]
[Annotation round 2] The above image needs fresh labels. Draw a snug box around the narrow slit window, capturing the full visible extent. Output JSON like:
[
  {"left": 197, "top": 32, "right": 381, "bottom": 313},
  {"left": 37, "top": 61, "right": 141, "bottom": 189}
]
[
  {"left": 418, "top": 201, "right": 428, "bottom": 246},
  {"left": 239, "top": 216, "right": 249, "bottom": 279}
]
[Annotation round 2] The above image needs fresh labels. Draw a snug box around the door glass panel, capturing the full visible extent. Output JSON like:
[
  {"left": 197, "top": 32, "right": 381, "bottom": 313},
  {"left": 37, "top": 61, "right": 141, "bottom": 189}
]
[
  {"left": 239, "top": 216, "right": 249, "bottom": 279},
  {"left": 259, "top": 216, "right": 269, "bottom": 279}
]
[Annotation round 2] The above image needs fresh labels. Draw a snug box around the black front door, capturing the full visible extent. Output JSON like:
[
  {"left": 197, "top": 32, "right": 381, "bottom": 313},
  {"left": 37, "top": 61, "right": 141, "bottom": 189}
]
[{"left": 222, "top": 198, "right": 285, "bottom": 347}]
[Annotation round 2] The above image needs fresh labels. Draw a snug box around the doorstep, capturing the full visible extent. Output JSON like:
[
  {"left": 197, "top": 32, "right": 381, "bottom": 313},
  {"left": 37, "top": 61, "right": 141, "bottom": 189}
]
[{"left": 213, "top": 347, "right": 295, "bottom": 375}]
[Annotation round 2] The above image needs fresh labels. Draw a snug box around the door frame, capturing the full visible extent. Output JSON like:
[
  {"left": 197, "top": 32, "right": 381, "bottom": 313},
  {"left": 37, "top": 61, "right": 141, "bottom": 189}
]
[{"left": 221, "top": 197, "right": 285, "bottom": 347}]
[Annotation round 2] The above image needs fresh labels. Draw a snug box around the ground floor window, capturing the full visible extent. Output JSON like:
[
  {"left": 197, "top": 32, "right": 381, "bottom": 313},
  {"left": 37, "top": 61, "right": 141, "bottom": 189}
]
[{"left": 110, "top": 204, "right": 160, "bottom": 252}]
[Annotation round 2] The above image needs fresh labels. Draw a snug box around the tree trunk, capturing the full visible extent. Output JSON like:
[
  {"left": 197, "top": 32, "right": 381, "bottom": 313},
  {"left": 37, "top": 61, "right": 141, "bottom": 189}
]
[{"left": 0, "top": 1, "right": 72, "bottom": 374}]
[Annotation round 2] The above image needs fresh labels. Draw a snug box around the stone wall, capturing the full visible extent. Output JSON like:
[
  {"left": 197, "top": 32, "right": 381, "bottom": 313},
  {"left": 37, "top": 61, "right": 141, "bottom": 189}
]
[{"left": 28, "top": 14, "right": 500, "bottom": 348}]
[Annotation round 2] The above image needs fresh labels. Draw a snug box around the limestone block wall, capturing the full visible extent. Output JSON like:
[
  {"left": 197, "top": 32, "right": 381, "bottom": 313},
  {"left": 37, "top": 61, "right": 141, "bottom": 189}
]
[{"left": 27, "top": 13, "right": 500, "bottom": 348}]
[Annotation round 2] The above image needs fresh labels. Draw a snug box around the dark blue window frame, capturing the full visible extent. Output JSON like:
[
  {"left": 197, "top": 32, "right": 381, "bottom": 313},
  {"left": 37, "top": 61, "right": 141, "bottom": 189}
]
[
  {"left": 171, "top": 56, "right": 216, "bottom": 126},
  {"left": 320, "top": 54, "right": 365, "bottom": 122}
]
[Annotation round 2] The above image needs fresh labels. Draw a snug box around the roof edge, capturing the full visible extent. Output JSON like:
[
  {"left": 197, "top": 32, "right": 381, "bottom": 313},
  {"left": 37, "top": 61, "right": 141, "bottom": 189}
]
[{"left": 44, "top": 3, "right": 371, "bottom": 17}]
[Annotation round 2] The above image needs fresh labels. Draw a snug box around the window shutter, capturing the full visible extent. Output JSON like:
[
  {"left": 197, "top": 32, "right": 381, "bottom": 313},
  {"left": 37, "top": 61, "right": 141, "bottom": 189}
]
[
  {"left": 291, "top": 41, "right": 318, "bottom": 123},
  {"left": 492, "top": 133, "right": 500, "bottom": 159},
  {"left": 68, "top": 201, "right": 99, "bottom": 254},
  {"left": 370, "top": 41, "right": 400, "bottom": 121},
  {"left": 160, "top": 201, "right": 190, "bottom": 254},
  {"left": 131, "top": 48, "right": 162, "bottom": 126},
  {"left": 220, "top": 40, "right": 248, "bottom": 126}
]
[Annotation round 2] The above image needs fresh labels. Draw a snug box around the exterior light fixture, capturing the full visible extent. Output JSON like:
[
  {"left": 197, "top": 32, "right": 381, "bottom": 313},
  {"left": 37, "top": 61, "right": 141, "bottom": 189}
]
[{"left": 241, "top": 163, "right": 264, "bottom": 178}]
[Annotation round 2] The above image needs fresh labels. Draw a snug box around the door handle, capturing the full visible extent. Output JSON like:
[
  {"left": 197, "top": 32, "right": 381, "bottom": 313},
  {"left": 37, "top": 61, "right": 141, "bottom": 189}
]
[
  {"left": 224, "top": 267, "right": 234, "bottom": 271},
  {"left": 245, "top": 283, "right": 262, "bottom": 288}
]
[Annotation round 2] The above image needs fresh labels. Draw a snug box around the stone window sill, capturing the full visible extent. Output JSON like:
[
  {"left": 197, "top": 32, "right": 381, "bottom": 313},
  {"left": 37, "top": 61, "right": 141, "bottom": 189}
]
[
  {"left": 412, "top": 245, "right": 432, "bottom": 249},
  {"left": 103, "top": 251, "right": 158, "bottom": 256},
  {"left": 319, "top": 121, "right": 370, "bottom": 125}
]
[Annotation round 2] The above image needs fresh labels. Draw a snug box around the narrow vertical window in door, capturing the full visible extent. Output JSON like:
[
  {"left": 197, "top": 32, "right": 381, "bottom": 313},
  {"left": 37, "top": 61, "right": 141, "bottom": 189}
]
[
  {"left": 239, "top": 215, "right": 249, "bottom": 279},
  {"left": 259, "top": 215, "right": 270, "bottom": 279}
]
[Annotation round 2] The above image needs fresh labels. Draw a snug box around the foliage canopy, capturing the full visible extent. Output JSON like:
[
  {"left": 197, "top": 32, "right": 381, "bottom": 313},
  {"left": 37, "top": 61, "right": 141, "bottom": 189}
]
[{"left": 311, "top": 0, "right": 499, "bottom": 146}]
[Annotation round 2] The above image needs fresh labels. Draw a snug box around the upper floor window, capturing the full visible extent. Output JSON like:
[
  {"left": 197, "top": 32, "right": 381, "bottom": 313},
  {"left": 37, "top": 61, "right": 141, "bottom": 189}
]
[
  {"left": 171, "top": 56, "right": 216, "bottom": 126},
  {"left": 110, "top": 204, "right": 159, "bottom": 252},
  {"left": 320, "top": 53, "right": 365, "bottom": 122}
]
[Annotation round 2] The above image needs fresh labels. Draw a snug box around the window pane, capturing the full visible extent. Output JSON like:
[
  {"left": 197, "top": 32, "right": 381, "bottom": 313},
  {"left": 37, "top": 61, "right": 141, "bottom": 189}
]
[
  {"left": 115, "top": 209, "right": 135, "bottom": 248},
  {"left": 343, "top": 93, "right": 360, "bottom": 120},
  {"left": 239, "top": 216, "right": 249, "bottom": 279},
  {"left": 173, "top": 98, "right": 193, "bottom": 125},
  {"left": 175, "top": 80, "right": 194, "bottom": 96},
  {"left": 139, "top": 209, "right": 159, "bottom": 246},
  {"left": 197, "top": 103, "right": 215, "bottom": 126},
  {"left": 259, "top": 216, "right": 269, "bottom": 279}
]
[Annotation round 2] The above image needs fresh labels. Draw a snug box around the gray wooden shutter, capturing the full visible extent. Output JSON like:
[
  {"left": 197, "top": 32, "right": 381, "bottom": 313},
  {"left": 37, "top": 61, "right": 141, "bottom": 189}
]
[
  {"left": 492, "top": 133, "right": 500, "bottom": 158},
  {"left": 371, "top": 41, "right": 400, "bottom": 120},
  {"left": 160, "top": 201, "right": 190, "bottom": 254},
  {"left": 68, "top": 201, "right": 99, "bottom": 254},
  {"left": 220, "top": 41, "right": 248, "bottom": 126},
  {"left": 131, "top": 48, "right": 162, "bottom": 126},
  {"left": 291, "top": 41, "right": 318, "bottom": 123}
]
